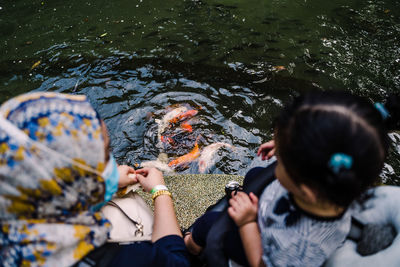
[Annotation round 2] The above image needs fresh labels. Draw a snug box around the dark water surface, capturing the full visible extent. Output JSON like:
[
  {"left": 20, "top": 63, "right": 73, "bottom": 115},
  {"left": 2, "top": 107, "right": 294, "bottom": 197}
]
[{"left": 1, "top": 0, "right": 400, "bottom": 183}]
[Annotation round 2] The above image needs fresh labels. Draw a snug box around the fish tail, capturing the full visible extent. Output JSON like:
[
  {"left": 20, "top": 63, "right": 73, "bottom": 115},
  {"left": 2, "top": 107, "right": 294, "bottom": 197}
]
[
  {"left": 225, "top": 143, "right": 235, "bottom": 150},
  {"left": 168, "top": 143, "right": 200, "bottom": 167}
]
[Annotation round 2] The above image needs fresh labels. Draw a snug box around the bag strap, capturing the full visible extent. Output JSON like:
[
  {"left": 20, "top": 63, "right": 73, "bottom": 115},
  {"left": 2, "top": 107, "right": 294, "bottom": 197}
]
[
  {"left": 204, "top": 161, "right": 278, "bottom": 267},
  {"left": 107, "top": 200, "right": 144, "bottom": 237}
]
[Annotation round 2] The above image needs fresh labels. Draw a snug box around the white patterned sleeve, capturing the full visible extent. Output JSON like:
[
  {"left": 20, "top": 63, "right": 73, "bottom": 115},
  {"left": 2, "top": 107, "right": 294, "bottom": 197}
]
[{"left": 261, "top": 231, "right": 328, "bottom": 267}]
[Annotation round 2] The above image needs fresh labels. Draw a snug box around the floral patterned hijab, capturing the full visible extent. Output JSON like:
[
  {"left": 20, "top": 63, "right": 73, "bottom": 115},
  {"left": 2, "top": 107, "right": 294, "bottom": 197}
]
[{"left": 0, "top": 92, "right": 111, "bottom": 267}]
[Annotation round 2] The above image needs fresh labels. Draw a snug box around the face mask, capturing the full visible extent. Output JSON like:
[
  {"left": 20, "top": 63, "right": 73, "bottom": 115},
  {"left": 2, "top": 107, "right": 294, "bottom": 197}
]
[
  {"left": 102, "top": 153, "right": 120, "bottom": 202},
  {"left": 102, "top": 153, "right": 119, "bottom": 179}
]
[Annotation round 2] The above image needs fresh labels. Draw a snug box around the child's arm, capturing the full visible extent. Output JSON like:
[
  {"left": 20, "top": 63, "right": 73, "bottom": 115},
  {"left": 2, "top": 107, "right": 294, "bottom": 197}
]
[
  {"left": 239, "top": 221, "right": 265, "bottom": 267},
  {"left": 257, "top": 140, "right": 275, "bottom": 161},
  {"left": 228, "top": 192, "right": 265, "bottom": 267}
]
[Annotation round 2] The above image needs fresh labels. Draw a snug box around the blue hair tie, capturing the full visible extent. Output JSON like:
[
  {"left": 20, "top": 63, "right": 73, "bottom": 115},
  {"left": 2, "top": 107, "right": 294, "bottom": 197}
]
[
  {"left": 329, "top": 153, "right": 353, "bottom": 174},
  {"left": 374, "top": 103, "right": 390, "bottom": 120}
]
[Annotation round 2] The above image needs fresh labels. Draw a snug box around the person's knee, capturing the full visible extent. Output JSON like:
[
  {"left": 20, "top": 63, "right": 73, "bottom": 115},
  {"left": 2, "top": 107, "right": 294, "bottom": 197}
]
[
  {"left": 190, "top": 211, "right": 221, "bottom": 247},
  {"left": 184, "top": 233, "right": 203, "bottom": 255}
]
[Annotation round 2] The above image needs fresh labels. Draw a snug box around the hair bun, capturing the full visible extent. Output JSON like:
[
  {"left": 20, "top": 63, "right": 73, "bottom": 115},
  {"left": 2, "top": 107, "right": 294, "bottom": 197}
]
[{"left": 325, "top": 169, "right": 362, "bottom": 207}]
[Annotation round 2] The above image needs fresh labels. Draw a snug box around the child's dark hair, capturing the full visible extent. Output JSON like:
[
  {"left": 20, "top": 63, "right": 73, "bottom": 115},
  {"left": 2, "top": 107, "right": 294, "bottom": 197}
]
[{"left": 274, "top": 91, "right": 399, "bottom": 207}]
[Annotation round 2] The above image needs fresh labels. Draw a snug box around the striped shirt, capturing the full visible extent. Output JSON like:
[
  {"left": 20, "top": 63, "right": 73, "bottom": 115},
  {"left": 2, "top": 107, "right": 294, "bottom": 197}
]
[{"left": 258, "top": 180, "right": 352, "bottom": 267}]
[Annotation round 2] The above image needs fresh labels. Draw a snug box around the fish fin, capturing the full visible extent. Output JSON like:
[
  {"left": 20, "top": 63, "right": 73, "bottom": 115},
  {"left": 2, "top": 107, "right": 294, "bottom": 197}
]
[
  {"left": 157, "top": 153, "right": 169, "bottom": 163},
  {"left": 198, "top": 160, "right": 207, "bottom": 173},
  {"left": 181, "top": 122, "right": 193, "bottom": 132},
  {"left": 174, "top": 163, "right": 190, "bottom": 171}
]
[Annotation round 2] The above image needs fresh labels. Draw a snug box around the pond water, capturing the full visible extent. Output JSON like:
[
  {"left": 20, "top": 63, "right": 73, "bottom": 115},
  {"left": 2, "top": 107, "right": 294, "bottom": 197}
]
[{"left": 1, "top": 0, "right": 400, "bottom": 184}]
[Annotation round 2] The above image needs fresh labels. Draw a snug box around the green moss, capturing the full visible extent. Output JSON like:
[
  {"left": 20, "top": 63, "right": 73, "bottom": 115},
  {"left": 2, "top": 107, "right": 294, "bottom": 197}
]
[{"left": 138, "top": 174, "right": 243, "bottom": 229}]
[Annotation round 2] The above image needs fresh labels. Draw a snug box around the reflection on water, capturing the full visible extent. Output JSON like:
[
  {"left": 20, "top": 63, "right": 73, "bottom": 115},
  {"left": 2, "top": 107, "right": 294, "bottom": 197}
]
[{"left": 0, "top": 0, "right": 399, "bottom": 183}]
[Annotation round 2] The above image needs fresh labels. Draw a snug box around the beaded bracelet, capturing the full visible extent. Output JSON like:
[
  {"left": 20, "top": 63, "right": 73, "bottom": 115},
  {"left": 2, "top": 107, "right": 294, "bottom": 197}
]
[
  {"left": 150, "top": 185, "right": 168, "bottom": 194},
  {"left": 152, "top": 190, "right": 172, "bottom": 202}
]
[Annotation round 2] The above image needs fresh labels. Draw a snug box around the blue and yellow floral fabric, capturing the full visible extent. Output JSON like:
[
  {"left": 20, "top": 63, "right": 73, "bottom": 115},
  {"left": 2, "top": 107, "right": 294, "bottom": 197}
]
[{"left": 0, "top": 92, "right": 111, "bottom": 267}]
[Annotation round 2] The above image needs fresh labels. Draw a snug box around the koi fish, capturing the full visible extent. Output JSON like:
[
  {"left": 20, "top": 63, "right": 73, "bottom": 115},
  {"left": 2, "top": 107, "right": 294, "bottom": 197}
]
[
  {"left": 155, "top": 106, "right": 188, "bottom": 142},
  {"left": 169, "top": 110, "right": 198, "bottom": 124},
  {"left": 168, "top": 143, "right": 200, "bottom": 167},
  {"left": 198, "top": 142, "right": 235, "bottom": 173},
  {"left": 141, "top": 160, "right": 174, "bottom": 173}
]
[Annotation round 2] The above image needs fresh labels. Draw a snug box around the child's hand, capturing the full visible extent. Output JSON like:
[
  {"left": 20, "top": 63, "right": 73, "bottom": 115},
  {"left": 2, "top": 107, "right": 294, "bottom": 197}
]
[
  {"left": 117, "top": 165, "right": 137, "bottom": 188},
  {"left": 228, "top": 192, "right": 259, "bottom": 228},
  {"left": 257, "top": 140, "right": 276, "bottom": 161}
]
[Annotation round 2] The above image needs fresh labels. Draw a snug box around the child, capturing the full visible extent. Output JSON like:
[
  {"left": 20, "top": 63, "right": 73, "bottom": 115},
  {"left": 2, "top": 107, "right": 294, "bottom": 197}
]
[{"left": 185, "top": 91, "right": 397, "bottom": 267}]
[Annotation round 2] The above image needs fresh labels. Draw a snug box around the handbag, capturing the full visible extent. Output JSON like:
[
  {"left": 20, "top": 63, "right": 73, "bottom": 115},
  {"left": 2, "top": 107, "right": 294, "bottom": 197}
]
[{"left": 101, "top": 184, "right": 154, "bottom": 243}]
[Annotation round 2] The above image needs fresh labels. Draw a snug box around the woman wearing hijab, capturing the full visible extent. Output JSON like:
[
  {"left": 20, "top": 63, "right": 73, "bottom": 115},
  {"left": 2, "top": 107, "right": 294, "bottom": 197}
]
[{"left": 0, "top": 92, "right": 188, "bottom": 267}]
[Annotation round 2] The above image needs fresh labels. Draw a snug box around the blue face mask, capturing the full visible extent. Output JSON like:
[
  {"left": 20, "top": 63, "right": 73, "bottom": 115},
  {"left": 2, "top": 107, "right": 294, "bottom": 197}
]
[
  {"left": 102, "top": 153, "right": 120, "bottom": 202},
  {"left": 89, "top": 154, "right": 120, "bottom": 212}
]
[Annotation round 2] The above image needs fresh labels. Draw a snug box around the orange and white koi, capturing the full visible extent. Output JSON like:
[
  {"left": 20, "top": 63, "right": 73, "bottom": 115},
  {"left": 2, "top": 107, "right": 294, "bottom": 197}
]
[
  {"left": 169, "top": 110, "right": 198, "bottom": 124},
  {"left": 198, "top": 142, "right": 235, "bottom": 173},
  {"left": 155, "top": 106, "right": 188, "bottom": 142},
  {"left": 168, "top": 143, "right": 200, "bottom": 167}
]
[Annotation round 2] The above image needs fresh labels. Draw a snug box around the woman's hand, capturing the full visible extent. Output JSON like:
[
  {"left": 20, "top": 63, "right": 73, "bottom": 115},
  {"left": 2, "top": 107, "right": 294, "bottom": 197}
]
[
  {"left": 257, "top": 140, "right": 276, "bottom": 161},
  {"left": 135, "top": 167, "right": 165, "bottom": 192},
  {"left": 117, "top": 165, "right": 137, "bottom": 188},
  {"left": 228, "top": 192, "right": 259, "bottom": 228},
  {"left": 139, "top": 167, "right": 181, "bottom": 242}
]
